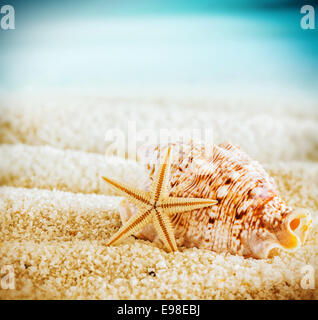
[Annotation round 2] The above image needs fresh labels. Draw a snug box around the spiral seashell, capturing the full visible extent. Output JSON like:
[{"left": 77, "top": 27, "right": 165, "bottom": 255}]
[{"left": 119, "top": 141, "right": 312, "bottom": 258}]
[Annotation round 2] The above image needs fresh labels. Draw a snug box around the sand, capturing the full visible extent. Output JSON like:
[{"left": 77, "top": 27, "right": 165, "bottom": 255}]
[{"left": 0, "top": 94, "right": 317, "bottom": 299}]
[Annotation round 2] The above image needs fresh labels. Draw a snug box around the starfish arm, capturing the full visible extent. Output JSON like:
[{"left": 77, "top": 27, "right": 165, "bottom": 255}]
[
  {"left": 102, "top": 176, "right": 151, "bottom": 209},
  {"left": 158, "top": 197, "right": 217, "bottom": 215},
  {"left": 152, "top": 209, "right": 178, "bottom": 252},
  {"left": 107, "top": 208, "right": 153, "bottom": 246},
  {"left": 149, "top": 146, "right": 172, "bottom": 202}
]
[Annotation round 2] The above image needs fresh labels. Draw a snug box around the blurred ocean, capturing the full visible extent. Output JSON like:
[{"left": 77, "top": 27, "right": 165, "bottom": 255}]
[{"left": 0, "top": 0, "right": 317, "bottom": 97}]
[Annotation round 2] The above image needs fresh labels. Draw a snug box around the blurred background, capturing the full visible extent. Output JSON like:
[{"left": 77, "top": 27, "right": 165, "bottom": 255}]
[{"left": 0, "top": 0, "right": 317, "bottom": 97}]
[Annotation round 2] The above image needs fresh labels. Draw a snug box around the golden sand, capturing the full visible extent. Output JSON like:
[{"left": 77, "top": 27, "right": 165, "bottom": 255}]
[{"left": 0, "top": 95, "right": 317, "bottom": 299}]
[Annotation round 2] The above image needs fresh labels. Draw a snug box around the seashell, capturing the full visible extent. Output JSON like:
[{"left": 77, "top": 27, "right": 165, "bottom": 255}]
[{"left": 119, "top": 141, "right": 312, "bottom": 258}]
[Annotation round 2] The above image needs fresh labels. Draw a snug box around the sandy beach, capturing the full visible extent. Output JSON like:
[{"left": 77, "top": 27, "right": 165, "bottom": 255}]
[{"left": 0, "top": 93, "right": 318, "bottom": 299}]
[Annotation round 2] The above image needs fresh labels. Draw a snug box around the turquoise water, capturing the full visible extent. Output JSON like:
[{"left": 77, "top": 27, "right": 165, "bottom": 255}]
[{"left": 0, "top": 2, "right": 317, "bottom": 95}]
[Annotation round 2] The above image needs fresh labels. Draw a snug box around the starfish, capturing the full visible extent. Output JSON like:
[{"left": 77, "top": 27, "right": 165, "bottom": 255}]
[{"left": 102, "top": 146, "right": 218, "bottom": 252}]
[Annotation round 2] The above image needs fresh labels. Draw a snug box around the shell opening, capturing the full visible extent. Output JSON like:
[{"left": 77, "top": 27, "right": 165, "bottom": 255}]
[
  {"left": 276, "top": 209, "right": 312, "bottom": 252},
  {"left": 289, "top": 217, "right": 300, "bottom": 231},
  {"left": 258, "top": 209, "right": 312, "bottom": 259},
  {"left": 288, "top": 210, "right": 312, "bottom": 243}
]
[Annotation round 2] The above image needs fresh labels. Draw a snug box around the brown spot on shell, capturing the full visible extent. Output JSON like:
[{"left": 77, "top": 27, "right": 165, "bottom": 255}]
[
  {"left": 247, "top": 189, "right": 253, "bottom": 199},
  {"left": 234, "top": 164, "right": 243, "bottom": 171},
  {"left": 171, "top": 181, "right": 179, "bottom": 188},
  {"left": 209, "top": 217, "right": 215, "bottom": 224},
  {"left": 235, "top": 210, "right": 246, "bottom": 220}
]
